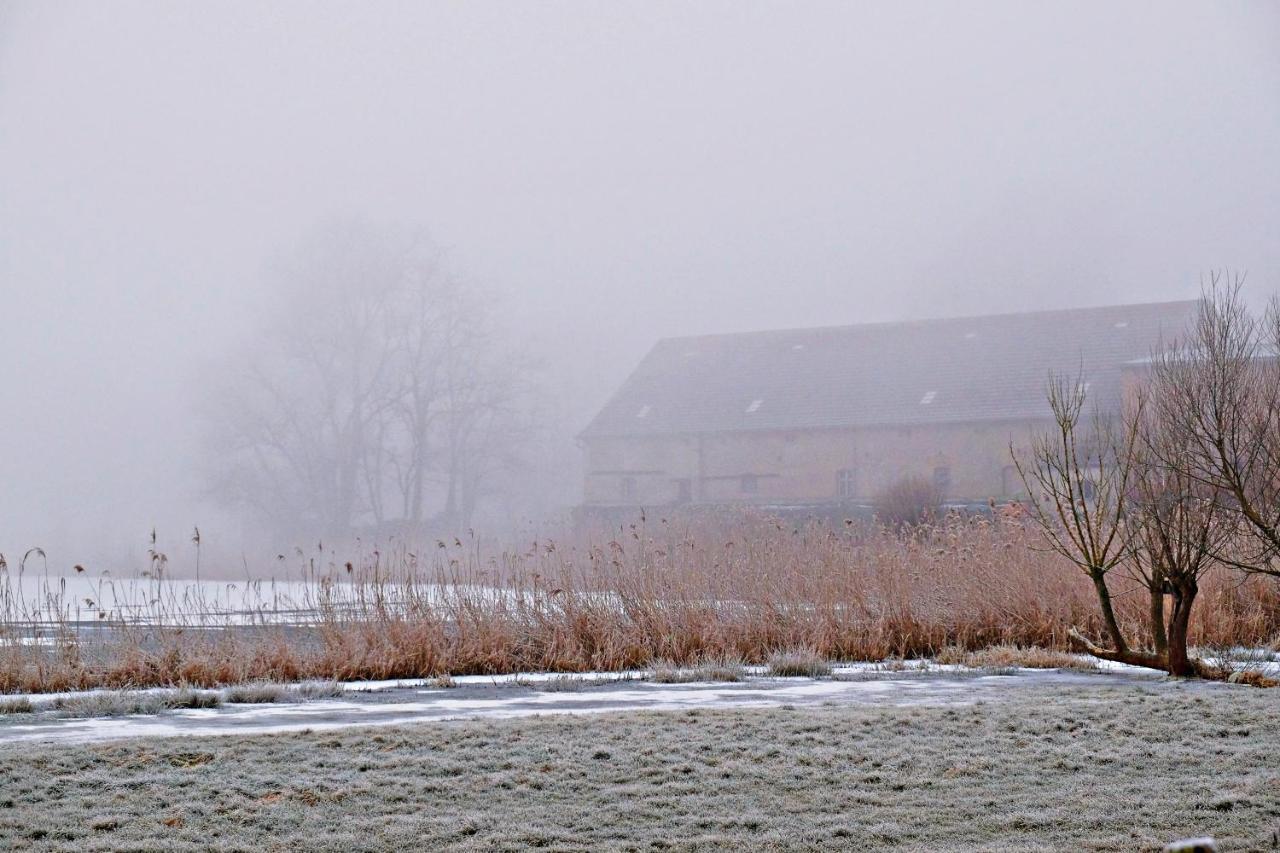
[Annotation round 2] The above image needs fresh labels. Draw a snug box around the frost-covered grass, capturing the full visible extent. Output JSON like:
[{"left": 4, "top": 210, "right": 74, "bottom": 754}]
[
  {"left": 766, "top": 647, "right": 833, "bottom": 677},
  {"left": 518, "top": 674, "right": 631, "bottom": 692},
  {"left": 52, "top": 689, "right": 223, "bottom": 718},
  {"left": 0, "top": 681, "right": 345, "bottom": 719},
  {"left": 650, "top": 656, "right": 746, "bottom": 683},
  {"left": 0, "top": 683, "right": 1276, "bottom": 851}
]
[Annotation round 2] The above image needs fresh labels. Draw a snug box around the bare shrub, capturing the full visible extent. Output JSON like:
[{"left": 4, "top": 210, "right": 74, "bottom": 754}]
[
  {"left": 874, "top": 476, "right": 942, "bottom": 528},
  {"left": 1226, "top": 670, "right": 1279, "bottom": 688},
  {"left": 0, "top": 696, "right": 34, "bottom": 714}
]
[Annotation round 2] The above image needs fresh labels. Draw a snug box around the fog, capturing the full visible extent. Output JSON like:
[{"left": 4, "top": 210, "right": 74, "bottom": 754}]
[{"left": 1, "top": 1, "right": 1277, "bottom": 570}]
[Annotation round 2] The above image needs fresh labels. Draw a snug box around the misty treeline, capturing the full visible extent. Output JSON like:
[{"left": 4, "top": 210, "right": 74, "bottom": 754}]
[
  {"left": 1017, "top": 275, "right": 1280, "bottom": 679},
  {"left": 205, "top": 223, "right": 539, "bottom": 540}
]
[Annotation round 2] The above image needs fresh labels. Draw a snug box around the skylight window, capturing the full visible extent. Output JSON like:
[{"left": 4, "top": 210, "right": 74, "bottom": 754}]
[
  {"left": 745, "top": 399, "right": 764, "bottom": 413},
  {"left": 636, "top": 405, "right": 651, "bottom": 418},
  {"left": 919, "top": 391, "right": 937, "bottom": 405}
]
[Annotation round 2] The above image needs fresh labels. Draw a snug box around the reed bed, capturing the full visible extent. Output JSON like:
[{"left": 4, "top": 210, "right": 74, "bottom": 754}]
[{"left": 1, "top": 515, "right": 1278, "bottom": 694}]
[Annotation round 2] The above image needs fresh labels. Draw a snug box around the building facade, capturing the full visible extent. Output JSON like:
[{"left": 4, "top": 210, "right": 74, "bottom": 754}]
[{"left": 579, "top": 301, "right": 1197, "bottom": 512}]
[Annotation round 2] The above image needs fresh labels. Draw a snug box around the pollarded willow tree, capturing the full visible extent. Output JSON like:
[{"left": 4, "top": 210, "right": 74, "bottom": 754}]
[
  {"left": 1011, "top": 373, "right": 1163, "bottom": 669},
  {"left": 206, "top": 222, "right": 537, "bottom": 540},
  {"left": 1015, "top": 277, "right": 1280, "bottom": 679},
  {"left": 1127, "top": 392, "right": 1233, "bottom": 677}
]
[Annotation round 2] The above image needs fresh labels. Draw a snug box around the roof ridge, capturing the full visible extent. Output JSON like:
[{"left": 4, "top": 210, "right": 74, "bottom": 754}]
[{"left": 654, "top": 298, "right": 1200, "bottom": 346}]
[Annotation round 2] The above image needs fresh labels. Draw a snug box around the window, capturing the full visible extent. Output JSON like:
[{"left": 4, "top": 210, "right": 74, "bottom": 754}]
[
  {"left": 745, "top": 399, "right": 764, "bottom": 413},
  {"left": 836, "top": 468, "right": 856, "bottom": 499},
  {"left": 933, "top": 466, "right": 951, "bottom": 493},
  {"left": 673, "top": 478, "right": 691, "bottom": 504},
  {"left": 1001, "top": 465, "right": 1022, "bottom": 496},
  {"left": 919, "top": 391, "right": 937, "bottom": 405},
  {"left": 635, "top": 405, "right": 651, "bottom": 419},
  {"left": 740, "top": 474, "right": 759, "bottom": 493},
  {"left": 620, "top": 477, "right": 636, "bottom": 501}
]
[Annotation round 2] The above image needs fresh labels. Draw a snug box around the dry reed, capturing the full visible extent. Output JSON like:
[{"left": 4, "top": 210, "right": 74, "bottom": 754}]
[{"left": 1, "top": 514, "right": 1277, "bottom": 694}]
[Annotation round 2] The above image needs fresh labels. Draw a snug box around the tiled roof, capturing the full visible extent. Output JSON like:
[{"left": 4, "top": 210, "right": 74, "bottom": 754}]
[{"left": 580, "top": 300, "right": 1198, "bottom": 438}]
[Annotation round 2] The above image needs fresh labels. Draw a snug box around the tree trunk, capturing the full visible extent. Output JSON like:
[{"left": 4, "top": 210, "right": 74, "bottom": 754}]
[
  {"left": 1166, "top": 581, "right": 1198, "bottom": 678},
  {"left": 1090, "top": 571, "right": 1129, "bottom": 654},
  {"left": 1148, "top": 576, "right": 1167, "bottom": 656},
  {"left": 1067, "top": 628, "right": 1166, "bottom": 670}
]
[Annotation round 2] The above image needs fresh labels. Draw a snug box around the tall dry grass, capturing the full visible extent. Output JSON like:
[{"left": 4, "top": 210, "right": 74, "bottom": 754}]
[{"left": 1, "top": 514, "right": 1278, "bottom": 694}]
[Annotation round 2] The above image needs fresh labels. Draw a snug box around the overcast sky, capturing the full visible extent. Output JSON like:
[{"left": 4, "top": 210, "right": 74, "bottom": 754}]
[{"left": 1, "top": 1, "right": 1277, "bottom": 563}]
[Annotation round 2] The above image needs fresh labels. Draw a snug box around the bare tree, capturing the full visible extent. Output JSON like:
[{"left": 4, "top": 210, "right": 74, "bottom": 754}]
[
  {"left": 1146, "top": 275, "right": 1280, "bottom": 578},
  {"left": 207, "top": 222, "right": 536, "bottom": 541},
  {"left": 873, "top": 475, "right": 942, "bottom": 529},
  {"left": 1012, "top": 373, "right": 1162, "bottom": 668},
  {"left": 207, "top": 226, "right": 403, "bottom": 533},
  {"left": 1127, "top": 391, "right": 1233, "bottom": 677}
]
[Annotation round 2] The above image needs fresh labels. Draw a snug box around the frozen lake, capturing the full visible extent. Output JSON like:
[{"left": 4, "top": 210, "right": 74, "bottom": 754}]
[
  {"left": 0, "top": 573, "right": 508, "bottom": 629},
  {"left": 0, "top": 665, "right": 1227, "bottom": 746}
]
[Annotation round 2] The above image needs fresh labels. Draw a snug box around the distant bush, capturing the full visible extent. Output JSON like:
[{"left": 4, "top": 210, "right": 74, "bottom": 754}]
[{"left": 874, "top": 475, "right": 942, "bottom": 528}]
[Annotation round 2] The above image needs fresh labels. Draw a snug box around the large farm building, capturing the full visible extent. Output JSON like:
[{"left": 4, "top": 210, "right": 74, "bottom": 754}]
[{"left": 579, "top": 300, "right": 1198, "bottom": 514}]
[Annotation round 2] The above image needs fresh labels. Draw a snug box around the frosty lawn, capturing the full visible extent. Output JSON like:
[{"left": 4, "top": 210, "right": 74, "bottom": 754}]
[{"left": 0, "top": 680, "right": 1276, "bottom": 851}]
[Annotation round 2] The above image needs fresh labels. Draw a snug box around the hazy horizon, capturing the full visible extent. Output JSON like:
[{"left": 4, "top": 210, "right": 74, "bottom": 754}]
[{"left": 2, "top": 1, "right": 1277, "bottom": 570}]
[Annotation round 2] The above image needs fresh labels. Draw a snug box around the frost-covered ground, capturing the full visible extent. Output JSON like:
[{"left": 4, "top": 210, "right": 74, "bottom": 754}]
[{"left": 0, "top": 676, "right": 1276, "bottom": 852}]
